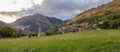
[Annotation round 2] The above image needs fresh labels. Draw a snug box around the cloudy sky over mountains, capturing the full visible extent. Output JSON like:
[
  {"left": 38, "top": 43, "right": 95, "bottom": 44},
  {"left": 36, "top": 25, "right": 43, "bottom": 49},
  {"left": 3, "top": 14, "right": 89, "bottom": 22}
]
[{"left": 0, "top": 0, "right": 112, "bottom": 23}]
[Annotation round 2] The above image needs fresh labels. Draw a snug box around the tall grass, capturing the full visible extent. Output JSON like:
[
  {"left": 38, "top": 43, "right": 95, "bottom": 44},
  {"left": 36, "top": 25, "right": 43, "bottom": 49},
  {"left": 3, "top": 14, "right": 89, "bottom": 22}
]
[{"left": 0, "top": 30, "right": 120, "bottom": 52}]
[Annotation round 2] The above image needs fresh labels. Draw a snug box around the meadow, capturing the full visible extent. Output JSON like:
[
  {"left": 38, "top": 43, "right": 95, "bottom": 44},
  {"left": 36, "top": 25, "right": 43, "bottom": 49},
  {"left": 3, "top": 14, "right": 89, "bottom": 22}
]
[{"left": 0, "top": 30, "right": 120, "bottom": 52}]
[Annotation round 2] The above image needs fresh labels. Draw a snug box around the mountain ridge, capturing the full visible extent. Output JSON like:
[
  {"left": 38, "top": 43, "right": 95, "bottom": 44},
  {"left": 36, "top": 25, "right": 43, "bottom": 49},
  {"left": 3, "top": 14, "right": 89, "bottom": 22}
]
[
  {"left": 67, "top": 0, "right": 120, "bottom": 24},
  {"left": 0, "top": 13, "right": 63, "bottom": 34},
  {"left": 11, "top": 13, "right": 63, "bottom": 33}
]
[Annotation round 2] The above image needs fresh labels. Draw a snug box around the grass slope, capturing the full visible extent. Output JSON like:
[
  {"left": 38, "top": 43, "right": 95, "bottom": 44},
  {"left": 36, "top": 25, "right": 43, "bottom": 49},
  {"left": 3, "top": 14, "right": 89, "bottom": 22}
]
[
  {"left": 0, "top": 30, "right": 120, "bottom": 52},
  {"left": 68, "top": 0, "right": 120, "bottom": 24}
]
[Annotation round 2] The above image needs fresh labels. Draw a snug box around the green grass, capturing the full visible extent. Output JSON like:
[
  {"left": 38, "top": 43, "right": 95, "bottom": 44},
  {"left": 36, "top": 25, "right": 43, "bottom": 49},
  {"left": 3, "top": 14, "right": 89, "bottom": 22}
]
[{"left": 0, "top": 30, "right": 120, "bottom": 52}]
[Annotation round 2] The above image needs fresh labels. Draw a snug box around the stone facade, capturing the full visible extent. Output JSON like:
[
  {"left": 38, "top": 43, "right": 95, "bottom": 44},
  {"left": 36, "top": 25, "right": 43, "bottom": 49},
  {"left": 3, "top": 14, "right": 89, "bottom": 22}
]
[
  {"left": 37, "top": 27, "right": 45, "bottom": 36},
  {"left": 58, "top": 22, "right": 98, "bottom": 34}
]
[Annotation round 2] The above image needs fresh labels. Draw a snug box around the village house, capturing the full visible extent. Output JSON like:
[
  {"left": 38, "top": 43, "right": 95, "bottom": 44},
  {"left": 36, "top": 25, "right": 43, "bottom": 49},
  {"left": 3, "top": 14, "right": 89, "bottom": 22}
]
[{"left": 58, "top": 22, "right": 99, "bottom": 34}]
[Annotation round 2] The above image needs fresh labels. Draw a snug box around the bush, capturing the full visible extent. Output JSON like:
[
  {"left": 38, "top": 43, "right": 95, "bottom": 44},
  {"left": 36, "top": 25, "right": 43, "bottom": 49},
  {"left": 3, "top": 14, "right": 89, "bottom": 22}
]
[
  {"left": 107, "top": 14, "right": 120, "bottom": 20},
  {"left": 100, "top": 20, "right": 120, "bottom": 29},
  {"left": 104, "top": 11, "right": 113, "bottom": 15},
  {"left": 100, "top": 20, "right": 110, "bottom": 29},
  {"left": 45, "top": 26, "right": 59, "bottom": 36},
  {"left": 76, "top": 15, "right": 103, "bottom": 24},
  {"left": 0, "top": 27, "right": 20, "bottom": 38},
  {"left": 12, "top": 31, "right": 20, "bottom": 38},
  {"left": 110, "top": 20, "right": 119, "bottom": 29},
  {"left": 118, "top": 19, "right": 120, "bottom": 26},
  {"left": 76, "top": 18, "right": 86, "bottom": 24}
]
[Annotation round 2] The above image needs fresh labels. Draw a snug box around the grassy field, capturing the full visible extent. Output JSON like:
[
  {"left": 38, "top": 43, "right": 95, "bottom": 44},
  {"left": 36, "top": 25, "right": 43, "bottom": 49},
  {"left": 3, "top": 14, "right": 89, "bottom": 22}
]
[{"left": 0, "top": 30, "right": 120, "bottom": 52}]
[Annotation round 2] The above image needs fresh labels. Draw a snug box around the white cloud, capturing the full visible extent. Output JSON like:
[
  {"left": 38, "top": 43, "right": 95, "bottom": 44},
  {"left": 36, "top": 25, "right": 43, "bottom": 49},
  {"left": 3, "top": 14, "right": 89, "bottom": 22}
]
[
  {"left": 0, "top": 0, "right": 43, "bottom": 12},
  {"left": 0, "top": 14, "right": 18, "bottom": 23},
  {"left": 0, "top": 0, "right": 44, "bottom": 23},
  {"left": 0, "top": 0, "right": 113, "bottom": 23},
  {"left": 34, "top": 0, "right": 43, "bottom": 5},
  {"left": 26, "top": 0, "right": 112, "bottom": 20}
]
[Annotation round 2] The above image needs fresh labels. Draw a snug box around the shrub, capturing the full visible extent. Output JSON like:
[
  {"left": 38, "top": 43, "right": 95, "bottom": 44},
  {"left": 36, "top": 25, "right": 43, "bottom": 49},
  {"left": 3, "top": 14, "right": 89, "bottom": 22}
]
[
  {"left": 45, "top": 26, "right": 59, "bottom": 36},
  {"left": 76, "top": 18, "right": 86, "bottom": 24},
  {"left": 118, "top": 19, "right": 120, "bottom": 26},
  {"left": 107, "top": 14, "right": 120, "bottom": 20},
  {"left": 12, "top": 31, "right": 20, "bottom": 38},
  {"left": 100, "top": 20, "right": 120, "bottom": 29},
  {"left": 104, "top": 11, "right": 113, "bottom": 15},
  {"left": 100, "top": 20, "right": 110, "bottom": 29},
  {"left": 0, "top": 27, "right": 20, "bottom": 38},
  {"left": 110, "top": 20, "right": 119, "bottom": 29}
]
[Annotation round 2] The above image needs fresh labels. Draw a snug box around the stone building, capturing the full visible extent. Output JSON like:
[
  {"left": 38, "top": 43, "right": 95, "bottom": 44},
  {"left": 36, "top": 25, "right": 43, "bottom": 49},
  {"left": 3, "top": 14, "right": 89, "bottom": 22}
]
[
  {"left": 37, "top": 27, "right": 45, "bottom": 36},
  {"left": 58, "top": 22, "right": 99, "bottom": 34}
]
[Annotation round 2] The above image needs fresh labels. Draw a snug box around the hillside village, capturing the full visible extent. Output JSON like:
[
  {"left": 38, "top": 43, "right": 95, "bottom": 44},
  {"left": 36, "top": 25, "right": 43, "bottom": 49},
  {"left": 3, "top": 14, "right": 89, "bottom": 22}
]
[
  {"left": 58, "top": 22, "right": 99, "bottom": 34},
  {"left": 0, "top": 0, "right": 120, "bottom": 52},
  {"left": 0, "top": 0, "right": 120, "bottom": 38}
]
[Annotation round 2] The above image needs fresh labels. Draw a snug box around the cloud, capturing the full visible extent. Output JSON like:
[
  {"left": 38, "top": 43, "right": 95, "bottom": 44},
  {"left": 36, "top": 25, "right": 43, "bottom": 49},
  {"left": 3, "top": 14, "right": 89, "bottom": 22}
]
[
  {"left": 0, "top": 0, "right": 113, "bottom": 20},
  {"left": 0, "top": 0, "right": 44, "bottom": 23},
  {"left": 0, "top": 0, "right": 43, "bottom": 12},
  {"left": 23, "top": 0, "right": 112, "bottom": 20}
]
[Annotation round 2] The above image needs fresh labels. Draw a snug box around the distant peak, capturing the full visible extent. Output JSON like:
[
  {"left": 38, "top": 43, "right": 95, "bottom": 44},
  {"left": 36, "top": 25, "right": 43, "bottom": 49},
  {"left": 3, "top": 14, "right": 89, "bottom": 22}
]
[
  {"left": 33, "top": 13, "right": 45, "bottom": 17},
  {"left": 34, "top": 13, "right": 40, "bottom": 15}
]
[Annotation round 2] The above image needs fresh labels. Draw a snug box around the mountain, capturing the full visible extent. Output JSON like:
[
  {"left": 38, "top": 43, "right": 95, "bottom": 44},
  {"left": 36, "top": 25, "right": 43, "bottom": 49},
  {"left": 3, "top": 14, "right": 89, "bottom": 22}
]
[
  {"left": 0, "top": 21, "right": 6, "bottom": 26},
  {"left": 46, "top": 0, "right": 120, "bottom": 35},
  {"left": 11, "top": 13, "right": 63, "bottom": 33},
  {"left": 67, "top": 0, "right": 120, "bottom": 24}
]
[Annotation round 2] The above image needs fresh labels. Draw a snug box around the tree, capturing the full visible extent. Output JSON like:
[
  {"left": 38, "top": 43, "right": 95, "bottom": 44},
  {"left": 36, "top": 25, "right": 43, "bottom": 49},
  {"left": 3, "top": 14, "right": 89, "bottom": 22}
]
[
  {"left": 12, "top": 31, "right": 20, "bottom": 38},
  {"left": 100, "top": 20, "right": 120, "bottom": 29},
  {"left": 110, "top": 20, "right": 119, "bottom": 29},
  {"left": 100, "top": 20, "right": 110, "bottom": 29},
  {"left": 45, "top": 26, "right": 59, "bottom": 36},
  {"left": 0, "top": 27, "right": 20, "bottom": 38},
  {"left": 118, "top": 19, "right": 120, "bottom": 29}
]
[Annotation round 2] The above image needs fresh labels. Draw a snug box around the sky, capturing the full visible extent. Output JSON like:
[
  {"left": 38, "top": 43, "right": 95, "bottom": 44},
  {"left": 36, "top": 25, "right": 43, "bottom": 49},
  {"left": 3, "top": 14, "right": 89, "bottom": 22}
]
[{"left": 0, "top": 0, "right": 112, "bottom": 23}]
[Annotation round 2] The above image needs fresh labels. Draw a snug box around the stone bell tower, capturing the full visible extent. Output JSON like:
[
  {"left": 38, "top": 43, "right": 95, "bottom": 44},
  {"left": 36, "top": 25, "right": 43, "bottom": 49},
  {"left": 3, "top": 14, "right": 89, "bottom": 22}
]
[{"left": 37, "top": 27, "right": 45, "bottom": 36}]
